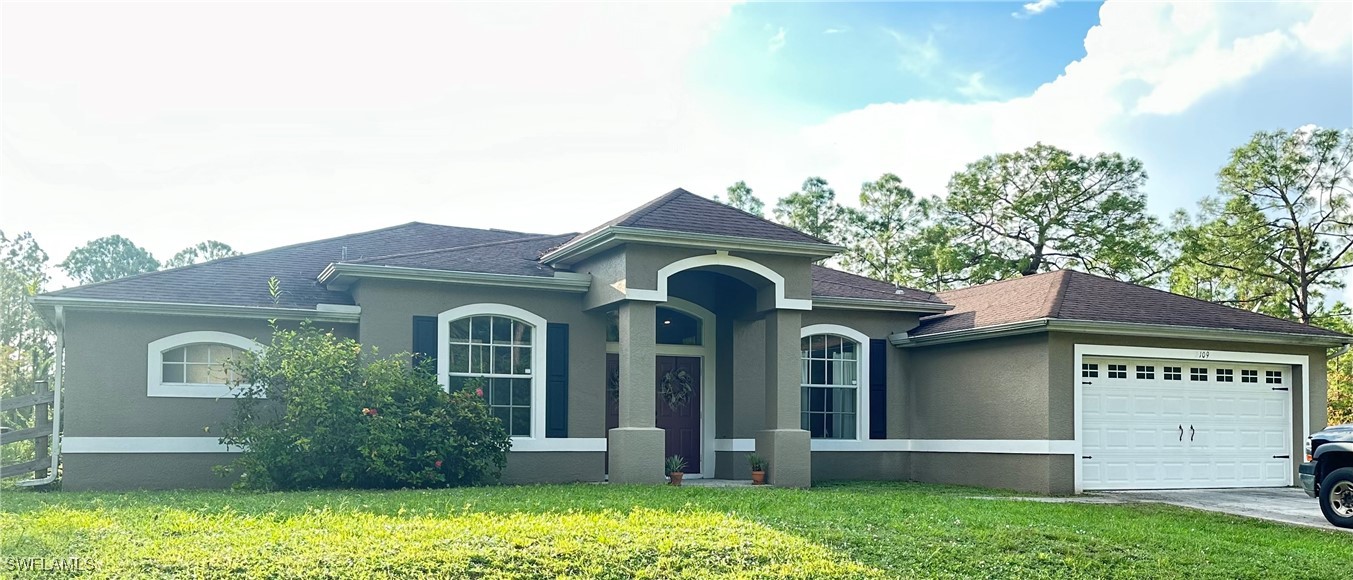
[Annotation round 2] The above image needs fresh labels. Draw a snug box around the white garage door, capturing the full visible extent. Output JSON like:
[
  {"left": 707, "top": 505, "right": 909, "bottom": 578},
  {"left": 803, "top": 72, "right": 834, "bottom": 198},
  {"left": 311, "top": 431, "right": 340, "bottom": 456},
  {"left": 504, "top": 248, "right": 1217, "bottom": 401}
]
[{"left": 1081, "top": 356, "right": 1291, "bottom": 490}]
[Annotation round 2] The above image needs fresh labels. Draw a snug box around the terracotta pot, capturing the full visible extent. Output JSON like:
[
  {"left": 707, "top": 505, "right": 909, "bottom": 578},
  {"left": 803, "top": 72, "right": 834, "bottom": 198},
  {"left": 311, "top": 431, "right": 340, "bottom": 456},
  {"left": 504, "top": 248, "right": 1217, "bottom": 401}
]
[
  {"left": 751, "top": 470, "right": 766, "bottom": 485},
  {"left": 669, "top": 472, "right": 684, "bottom": 486}
]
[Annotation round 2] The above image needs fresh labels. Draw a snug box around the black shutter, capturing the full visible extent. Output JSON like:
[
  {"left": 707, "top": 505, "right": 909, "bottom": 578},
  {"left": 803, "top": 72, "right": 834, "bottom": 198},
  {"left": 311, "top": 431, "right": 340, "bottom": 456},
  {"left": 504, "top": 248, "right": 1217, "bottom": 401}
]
[
  {"left": 546, "top": 322, "right": 569, "bottom": 438},
  {"left": 869, "top": 338, "right": 887, "bottom": 439},
  {"left": 412, "top": 316, "right": 438, "bottom": 373}
]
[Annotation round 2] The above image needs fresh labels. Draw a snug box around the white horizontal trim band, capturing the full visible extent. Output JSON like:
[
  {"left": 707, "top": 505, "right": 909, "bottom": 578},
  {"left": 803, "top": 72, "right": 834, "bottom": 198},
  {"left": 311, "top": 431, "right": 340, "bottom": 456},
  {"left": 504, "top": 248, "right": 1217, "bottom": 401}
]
[
  {"left": 713, "top": 438, "right": 1078, "bottom": 454},
  {"left": 63, "top": 437, "right": 242, "bottom": 454},
  {"left": 508, "top": 438, "right": 607, "bottom": 452},
  {"left": 62, "top": 436, "right": 610, "bottom": 454}
]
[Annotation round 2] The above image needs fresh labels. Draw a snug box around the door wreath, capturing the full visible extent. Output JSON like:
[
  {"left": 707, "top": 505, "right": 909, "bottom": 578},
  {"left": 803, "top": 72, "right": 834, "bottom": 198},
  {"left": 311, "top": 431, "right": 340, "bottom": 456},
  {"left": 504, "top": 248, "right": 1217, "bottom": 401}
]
[{"left": 660, "top": 368, "right": 694, "bottom": 411}]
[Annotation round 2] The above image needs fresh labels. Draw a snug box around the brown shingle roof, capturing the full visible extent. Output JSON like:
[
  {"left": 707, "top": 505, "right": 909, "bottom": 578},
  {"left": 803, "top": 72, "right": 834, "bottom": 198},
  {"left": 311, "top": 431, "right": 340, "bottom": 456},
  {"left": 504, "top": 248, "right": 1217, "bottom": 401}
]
[
  {"left": 911, "top": 270, "right": 1347, "bottom": 339},
  {"left": 559, "top": 188, "right": 831, "bottom": 249},
  {"left": 347, "top": 234, "right": 576, "bottom": 278},
  {"left": 42, "top": 223, "right": 533, "bottom": 309},
  {"left": 811, "top": 265, "right": 944, "bottom": 305}
]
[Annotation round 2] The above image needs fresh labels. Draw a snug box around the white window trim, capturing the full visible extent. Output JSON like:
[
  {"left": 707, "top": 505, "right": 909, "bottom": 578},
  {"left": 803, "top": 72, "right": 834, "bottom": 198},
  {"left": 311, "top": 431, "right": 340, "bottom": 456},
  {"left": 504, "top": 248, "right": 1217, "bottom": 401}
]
[
  {"left": 800, "top": 323, "right": 871, "bottom": 442},
  {"left": 1073, "top": 344, "right": 1306, "bottom": 494},
  {"left": 437, "top": 304, "right": 549, "bottom": 441},
  {"left": 625, "top": 251, "right": 813, "bottom": 310},
  {"left": 147, "top": 331, "right": 261, "bottom": 398}
]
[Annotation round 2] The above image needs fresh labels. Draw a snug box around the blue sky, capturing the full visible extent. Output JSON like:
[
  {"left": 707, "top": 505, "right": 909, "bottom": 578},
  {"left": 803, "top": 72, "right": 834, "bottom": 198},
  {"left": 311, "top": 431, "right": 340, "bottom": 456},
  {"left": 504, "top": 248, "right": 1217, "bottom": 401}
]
[
  {"left": 694, "top": 1, "right": 1104, "bottom": 120},
  {"left": 2, "top": 1, "right": 1351, "bottom": 287}
]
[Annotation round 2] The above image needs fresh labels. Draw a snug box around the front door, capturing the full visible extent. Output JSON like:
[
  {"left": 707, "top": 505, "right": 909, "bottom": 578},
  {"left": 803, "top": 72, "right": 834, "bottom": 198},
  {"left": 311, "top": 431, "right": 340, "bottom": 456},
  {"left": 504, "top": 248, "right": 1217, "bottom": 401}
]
[{"left": 606, "top": 354, "right": 702, "bottom": 474}]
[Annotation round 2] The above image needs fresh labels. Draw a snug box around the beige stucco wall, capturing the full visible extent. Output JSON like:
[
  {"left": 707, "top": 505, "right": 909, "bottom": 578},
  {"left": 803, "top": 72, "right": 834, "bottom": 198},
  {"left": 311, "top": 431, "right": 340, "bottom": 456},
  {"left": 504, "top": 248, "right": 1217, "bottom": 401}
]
[
  {"left": 911, "top": 452, "right": 1074, "bottom": 495},
  {"left": 61, "top": 311, "right": 357, "bottom": 439},
  {"left": 905, "top": 333, "right": 1054, "bottom": 440},
  {"left": 62, "top": 453, "right": 241, "bottom": 491},
  {"left": 353, "top": 278, "right": 610, "bottom": 439}
]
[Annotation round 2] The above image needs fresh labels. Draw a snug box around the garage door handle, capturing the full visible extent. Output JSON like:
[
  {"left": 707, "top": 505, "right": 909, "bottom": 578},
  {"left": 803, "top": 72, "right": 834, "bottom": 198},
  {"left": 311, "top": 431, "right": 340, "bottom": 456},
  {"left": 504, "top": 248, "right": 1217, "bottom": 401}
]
[
  {"left": 1178, "top": 425, "right": 1183, "bottom": 441},
  {"left": 1189, "top": 425, "right": 1195, "bottom": 442}
]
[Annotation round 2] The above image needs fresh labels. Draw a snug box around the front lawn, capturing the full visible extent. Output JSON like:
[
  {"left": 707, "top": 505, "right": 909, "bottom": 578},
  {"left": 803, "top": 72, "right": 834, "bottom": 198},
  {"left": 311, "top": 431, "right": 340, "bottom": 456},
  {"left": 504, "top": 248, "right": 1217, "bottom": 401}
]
[{"left": 1, "top": 482, "right": 1349, "bottom": 578}]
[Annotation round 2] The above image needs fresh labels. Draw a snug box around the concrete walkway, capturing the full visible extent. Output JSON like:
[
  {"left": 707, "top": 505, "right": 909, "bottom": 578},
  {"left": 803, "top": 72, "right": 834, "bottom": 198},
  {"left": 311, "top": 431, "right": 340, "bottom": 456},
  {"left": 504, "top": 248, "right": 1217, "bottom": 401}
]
[{"left": 1107, "top": 487, "right": 1348, "bottom": 532}]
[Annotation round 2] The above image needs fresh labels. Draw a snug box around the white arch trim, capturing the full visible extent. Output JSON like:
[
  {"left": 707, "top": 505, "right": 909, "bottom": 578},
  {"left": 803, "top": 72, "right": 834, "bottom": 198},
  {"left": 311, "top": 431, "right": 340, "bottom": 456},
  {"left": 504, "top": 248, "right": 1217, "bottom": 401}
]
[
  {"left": 437, "top": 303, "right": 550, "bottom": 441},
  {"left": 800, "top": 323, "right": 872, "bottom": 442},
  {"left": 625, "top": 251, "right": 812, "bottom": 310},
  {"left": 147, "top": 331, "right": 261, "bottom": 398}
]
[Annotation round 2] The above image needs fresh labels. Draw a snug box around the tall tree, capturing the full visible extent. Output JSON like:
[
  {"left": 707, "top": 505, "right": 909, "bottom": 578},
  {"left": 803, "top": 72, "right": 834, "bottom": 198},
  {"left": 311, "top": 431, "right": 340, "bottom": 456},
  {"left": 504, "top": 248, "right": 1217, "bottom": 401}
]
[
  {"left": 942, "top": 142, "right": 1169, "bottom": 284},
  {"left": 59, "top": 235, "right": 160, "bottom": 285},
  {"left": 714, "top": 181, "right": 765, "bottom": 217},
  {"left": 165, "top": 240, "right": 242, "bottom": 269},
  {"left": 0, "top": 230, "right": 53, "bottom": 434},
  {"left": 1170, "top": 204, "right": 1289, "bottom": 318},
  {"left": 1179, "top": 127, "right": 1353, "bottom": 325},
  {"left": 840, "top": 173, "right": 927, "bottom": 283},
  {"left": 773, "top": 176, "right": 845, "bottom": 242}
]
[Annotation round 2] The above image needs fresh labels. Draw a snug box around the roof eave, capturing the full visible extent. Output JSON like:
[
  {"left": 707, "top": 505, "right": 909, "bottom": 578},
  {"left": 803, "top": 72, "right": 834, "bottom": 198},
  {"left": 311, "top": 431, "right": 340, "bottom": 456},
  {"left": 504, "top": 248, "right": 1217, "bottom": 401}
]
[
  {"left": 319, "top": 263, "right": 592, "bottom": 293},
  {"left": 812, "top": 296, "right": 953, "bottom": 314},
  {"left": 540, "top": 226, "right": 842, "bottom": 266},
  {"left": 30, "top": 296, "right": 362, "bottom": 323},
  {"left": 893, "top": 318, "right": 1351, "bottom": 348}
]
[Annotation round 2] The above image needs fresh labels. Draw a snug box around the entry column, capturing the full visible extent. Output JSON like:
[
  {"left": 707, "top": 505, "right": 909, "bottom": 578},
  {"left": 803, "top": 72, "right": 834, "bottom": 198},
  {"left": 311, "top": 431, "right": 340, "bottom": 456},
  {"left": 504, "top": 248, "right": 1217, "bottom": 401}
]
[
  {"left": 756, "top": 308, "right": 811, "bottom": 487},
  {"left": 608, "top": 300, "right": 665, "bottom": 483}
]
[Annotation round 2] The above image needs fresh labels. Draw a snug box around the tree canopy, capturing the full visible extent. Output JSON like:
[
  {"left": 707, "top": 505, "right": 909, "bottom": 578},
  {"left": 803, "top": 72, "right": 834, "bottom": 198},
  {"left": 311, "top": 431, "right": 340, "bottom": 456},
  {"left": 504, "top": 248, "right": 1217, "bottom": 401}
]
[
  {"left": 59, "top": 235, "right": 160, "bottom": 285},
  {"left": 165, "top": 240, "right": 241, "bottom": 269},
  {"left": 1173, "top": 127, "right": 1353, "bottom": 325},
  {"left": 714, "top": 181, "right": 765, "bottom": 217},
  {"left": 941, "top": 142, "right": 1169, "bottom": 285},
  {"left": 773, "top": 177, "right": 845, "bottom": 243}
]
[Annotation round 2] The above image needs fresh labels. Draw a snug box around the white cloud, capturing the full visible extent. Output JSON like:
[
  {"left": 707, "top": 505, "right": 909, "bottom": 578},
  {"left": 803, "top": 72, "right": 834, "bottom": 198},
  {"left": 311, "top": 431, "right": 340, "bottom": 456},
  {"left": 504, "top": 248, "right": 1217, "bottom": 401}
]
[
  {"left": 1014, "top": 0, "right": 1060, "bottom": 19},
  {"left": 883, "top": 27, "right": 940, "bottom": 74},
  {"left": 824, "top": 26, "right": 849, "bottom": 35},
  {"left": 774, "top": 1, "right": 1352, "bottom": 203},
  {"left": 955, "top": 72, "right": 998, "bottom": 100},
  {"left": 2, "top": 0, "right": 1348, "bottom": 289},
  {"left": 1, "top": 2, "right": 739, "bottom": 282},
  {"left": 768, "top": 27, "right": 787, "bottom": 53}
]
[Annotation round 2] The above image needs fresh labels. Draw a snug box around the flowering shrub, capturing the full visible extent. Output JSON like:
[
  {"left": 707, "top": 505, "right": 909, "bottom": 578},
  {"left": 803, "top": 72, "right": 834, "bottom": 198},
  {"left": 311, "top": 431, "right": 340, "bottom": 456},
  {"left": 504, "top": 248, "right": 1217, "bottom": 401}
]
[{"left": 218, "top": 324, "right": 511, "bottom": 490}]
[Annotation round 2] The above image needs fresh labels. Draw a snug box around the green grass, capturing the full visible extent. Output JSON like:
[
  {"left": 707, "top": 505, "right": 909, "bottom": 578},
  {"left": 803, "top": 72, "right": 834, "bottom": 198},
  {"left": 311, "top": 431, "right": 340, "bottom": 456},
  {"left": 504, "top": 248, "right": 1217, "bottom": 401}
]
[{"left": 1, "top": 482, "right": 1350, "bottom": 578}]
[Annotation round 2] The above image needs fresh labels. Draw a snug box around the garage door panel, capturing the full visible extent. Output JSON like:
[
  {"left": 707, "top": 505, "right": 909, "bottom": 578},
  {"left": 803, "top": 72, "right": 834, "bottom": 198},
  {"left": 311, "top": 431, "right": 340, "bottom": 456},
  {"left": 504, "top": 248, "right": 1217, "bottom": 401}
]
[{"left": 1081, "top": 355, "right": 1291, "bottom": 491}]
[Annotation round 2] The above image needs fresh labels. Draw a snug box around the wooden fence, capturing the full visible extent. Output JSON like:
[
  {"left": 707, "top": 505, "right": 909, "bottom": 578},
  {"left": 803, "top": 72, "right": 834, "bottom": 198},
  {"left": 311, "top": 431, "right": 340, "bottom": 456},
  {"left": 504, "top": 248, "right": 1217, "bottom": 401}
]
[{"left": 0, "top": 380, "right": 55, "bottom": 479}]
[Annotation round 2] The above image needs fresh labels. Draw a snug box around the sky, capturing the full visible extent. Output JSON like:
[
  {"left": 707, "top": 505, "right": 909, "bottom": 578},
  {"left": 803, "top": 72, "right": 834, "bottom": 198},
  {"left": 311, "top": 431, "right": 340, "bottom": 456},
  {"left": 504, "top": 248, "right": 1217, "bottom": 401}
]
[{"left": 3, "top": 1, "right": 1351, "bottom": 290}]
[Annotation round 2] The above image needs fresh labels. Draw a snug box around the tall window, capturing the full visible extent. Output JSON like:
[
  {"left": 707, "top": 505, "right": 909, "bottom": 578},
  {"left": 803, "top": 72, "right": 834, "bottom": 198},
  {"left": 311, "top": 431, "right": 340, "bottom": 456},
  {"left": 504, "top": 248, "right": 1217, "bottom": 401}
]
[
  {"left": 800, "top": 333, "right": 860, "bottom": 439},
  {"left": 446, "top": 315, "right": 534, "bottom": 436}
]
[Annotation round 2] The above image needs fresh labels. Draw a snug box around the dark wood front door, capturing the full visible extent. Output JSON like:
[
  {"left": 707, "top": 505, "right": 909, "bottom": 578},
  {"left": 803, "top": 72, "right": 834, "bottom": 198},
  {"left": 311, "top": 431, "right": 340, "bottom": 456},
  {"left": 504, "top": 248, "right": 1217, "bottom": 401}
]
[{"left": 606, "top": 354, "right": 702, "bottom": 474}]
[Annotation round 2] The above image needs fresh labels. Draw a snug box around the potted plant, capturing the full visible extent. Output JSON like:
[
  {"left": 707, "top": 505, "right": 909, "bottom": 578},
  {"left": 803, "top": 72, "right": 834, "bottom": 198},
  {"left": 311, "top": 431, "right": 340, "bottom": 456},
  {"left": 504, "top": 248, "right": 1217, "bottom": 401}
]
[
  {"left": 665, "top": 455, "right": 687, "bottom": 486},
  {"left": 748, "top": 453, "right": 767, "bottom": 485}
]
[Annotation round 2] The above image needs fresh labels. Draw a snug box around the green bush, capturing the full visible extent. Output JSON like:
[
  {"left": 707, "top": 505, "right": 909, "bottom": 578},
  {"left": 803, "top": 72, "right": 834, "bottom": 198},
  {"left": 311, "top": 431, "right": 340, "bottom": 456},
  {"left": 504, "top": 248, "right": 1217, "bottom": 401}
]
[
  {"left": 219, "top": 324, "right": 510, "bottom": 490},
  {"left": 1330, "top": 370, "right": 1353, "bottom": 426}
]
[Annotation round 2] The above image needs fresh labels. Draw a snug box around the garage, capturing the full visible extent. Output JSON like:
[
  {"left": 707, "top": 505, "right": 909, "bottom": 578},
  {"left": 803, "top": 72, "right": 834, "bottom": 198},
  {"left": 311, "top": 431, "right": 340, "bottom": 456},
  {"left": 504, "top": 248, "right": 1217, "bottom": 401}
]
[{"left": 1080, "top": 355, "right": 1291, "bottom": 490}]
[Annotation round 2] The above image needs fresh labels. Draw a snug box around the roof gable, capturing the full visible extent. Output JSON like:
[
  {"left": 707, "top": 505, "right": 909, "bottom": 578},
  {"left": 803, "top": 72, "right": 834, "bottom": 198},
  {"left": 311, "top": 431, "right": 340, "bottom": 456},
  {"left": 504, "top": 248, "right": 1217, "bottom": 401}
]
[{"left": 549, "top": 189, "right": 834, "bottom": 261}]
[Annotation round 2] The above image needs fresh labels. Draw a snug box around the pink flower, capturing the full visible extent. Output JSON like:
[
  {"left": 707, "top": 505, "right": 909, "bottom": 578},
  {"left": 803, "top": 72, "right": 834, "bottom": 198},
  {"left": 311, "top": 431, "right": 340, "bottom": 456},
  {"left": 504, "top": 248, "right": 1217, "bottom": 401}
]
[
  {"left": 475, "top": 388, "right": 484, "bottom": 397},
  {"left": 435, "top": 459, "right": 443, "bottom": 468}
]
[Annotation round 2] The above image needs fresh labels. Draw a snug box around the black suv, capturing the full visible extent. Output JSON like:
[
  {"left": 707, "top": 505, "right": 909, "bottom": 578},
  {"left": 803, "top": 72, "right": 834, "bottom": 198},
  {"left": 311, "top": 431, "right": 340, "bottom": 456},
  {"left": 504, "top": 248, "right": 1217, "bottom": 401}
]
[{"left": 1301, "top": 423, "right": 1353, "bottom": 528}]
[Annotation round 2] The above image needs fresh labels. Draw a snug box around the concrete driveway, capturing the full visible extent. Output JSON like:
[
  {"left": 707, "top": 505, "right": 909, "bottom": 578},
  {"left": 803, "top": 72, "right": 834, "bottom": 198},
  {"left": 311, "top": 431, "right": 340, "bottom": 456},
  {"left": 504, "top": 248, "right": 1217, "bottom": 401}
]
[{"left": 1107, "top": 487, "right": 1348, "bottom": 532}]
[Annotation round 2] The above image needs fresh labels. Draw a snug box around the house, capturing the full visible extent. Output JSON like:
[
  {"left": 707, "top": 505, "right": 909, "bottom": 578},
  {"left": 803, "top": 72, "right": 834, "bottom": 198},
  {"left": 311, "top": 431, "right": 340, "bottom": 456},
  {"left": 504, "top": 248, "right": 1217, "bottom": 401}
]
[{"left": 33, "top": 189, "right": 1349, "bottom": 493}]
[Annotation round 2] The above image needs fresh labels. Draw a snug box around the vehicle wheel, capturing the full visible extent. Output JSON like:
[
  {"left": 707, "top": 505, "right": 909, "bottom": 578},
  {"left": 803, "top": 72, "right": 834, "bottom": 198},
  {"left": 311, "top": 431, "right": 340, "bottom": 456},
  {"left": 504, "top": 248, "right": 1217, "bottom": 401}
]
[{"left": 1319, "top": 467, "right": 1353, "bottom": 529}]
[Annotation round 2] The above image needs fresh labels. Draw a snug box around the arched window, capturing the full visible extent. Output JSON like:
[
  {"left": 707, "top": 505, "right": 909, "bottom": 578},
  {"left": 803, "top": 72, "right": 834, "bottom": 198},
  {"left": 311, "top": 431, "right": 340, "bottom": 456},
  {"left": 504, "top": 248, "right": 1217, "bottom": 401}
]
[
  {"left": 147, "top": 331, "right": 258, "bottom": 398},
  {"left": 800, "top": 326, "right": 869, "bottom": 440},
  {"left": 438, "top": 304, "right": 547, "bottom": 439}
]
